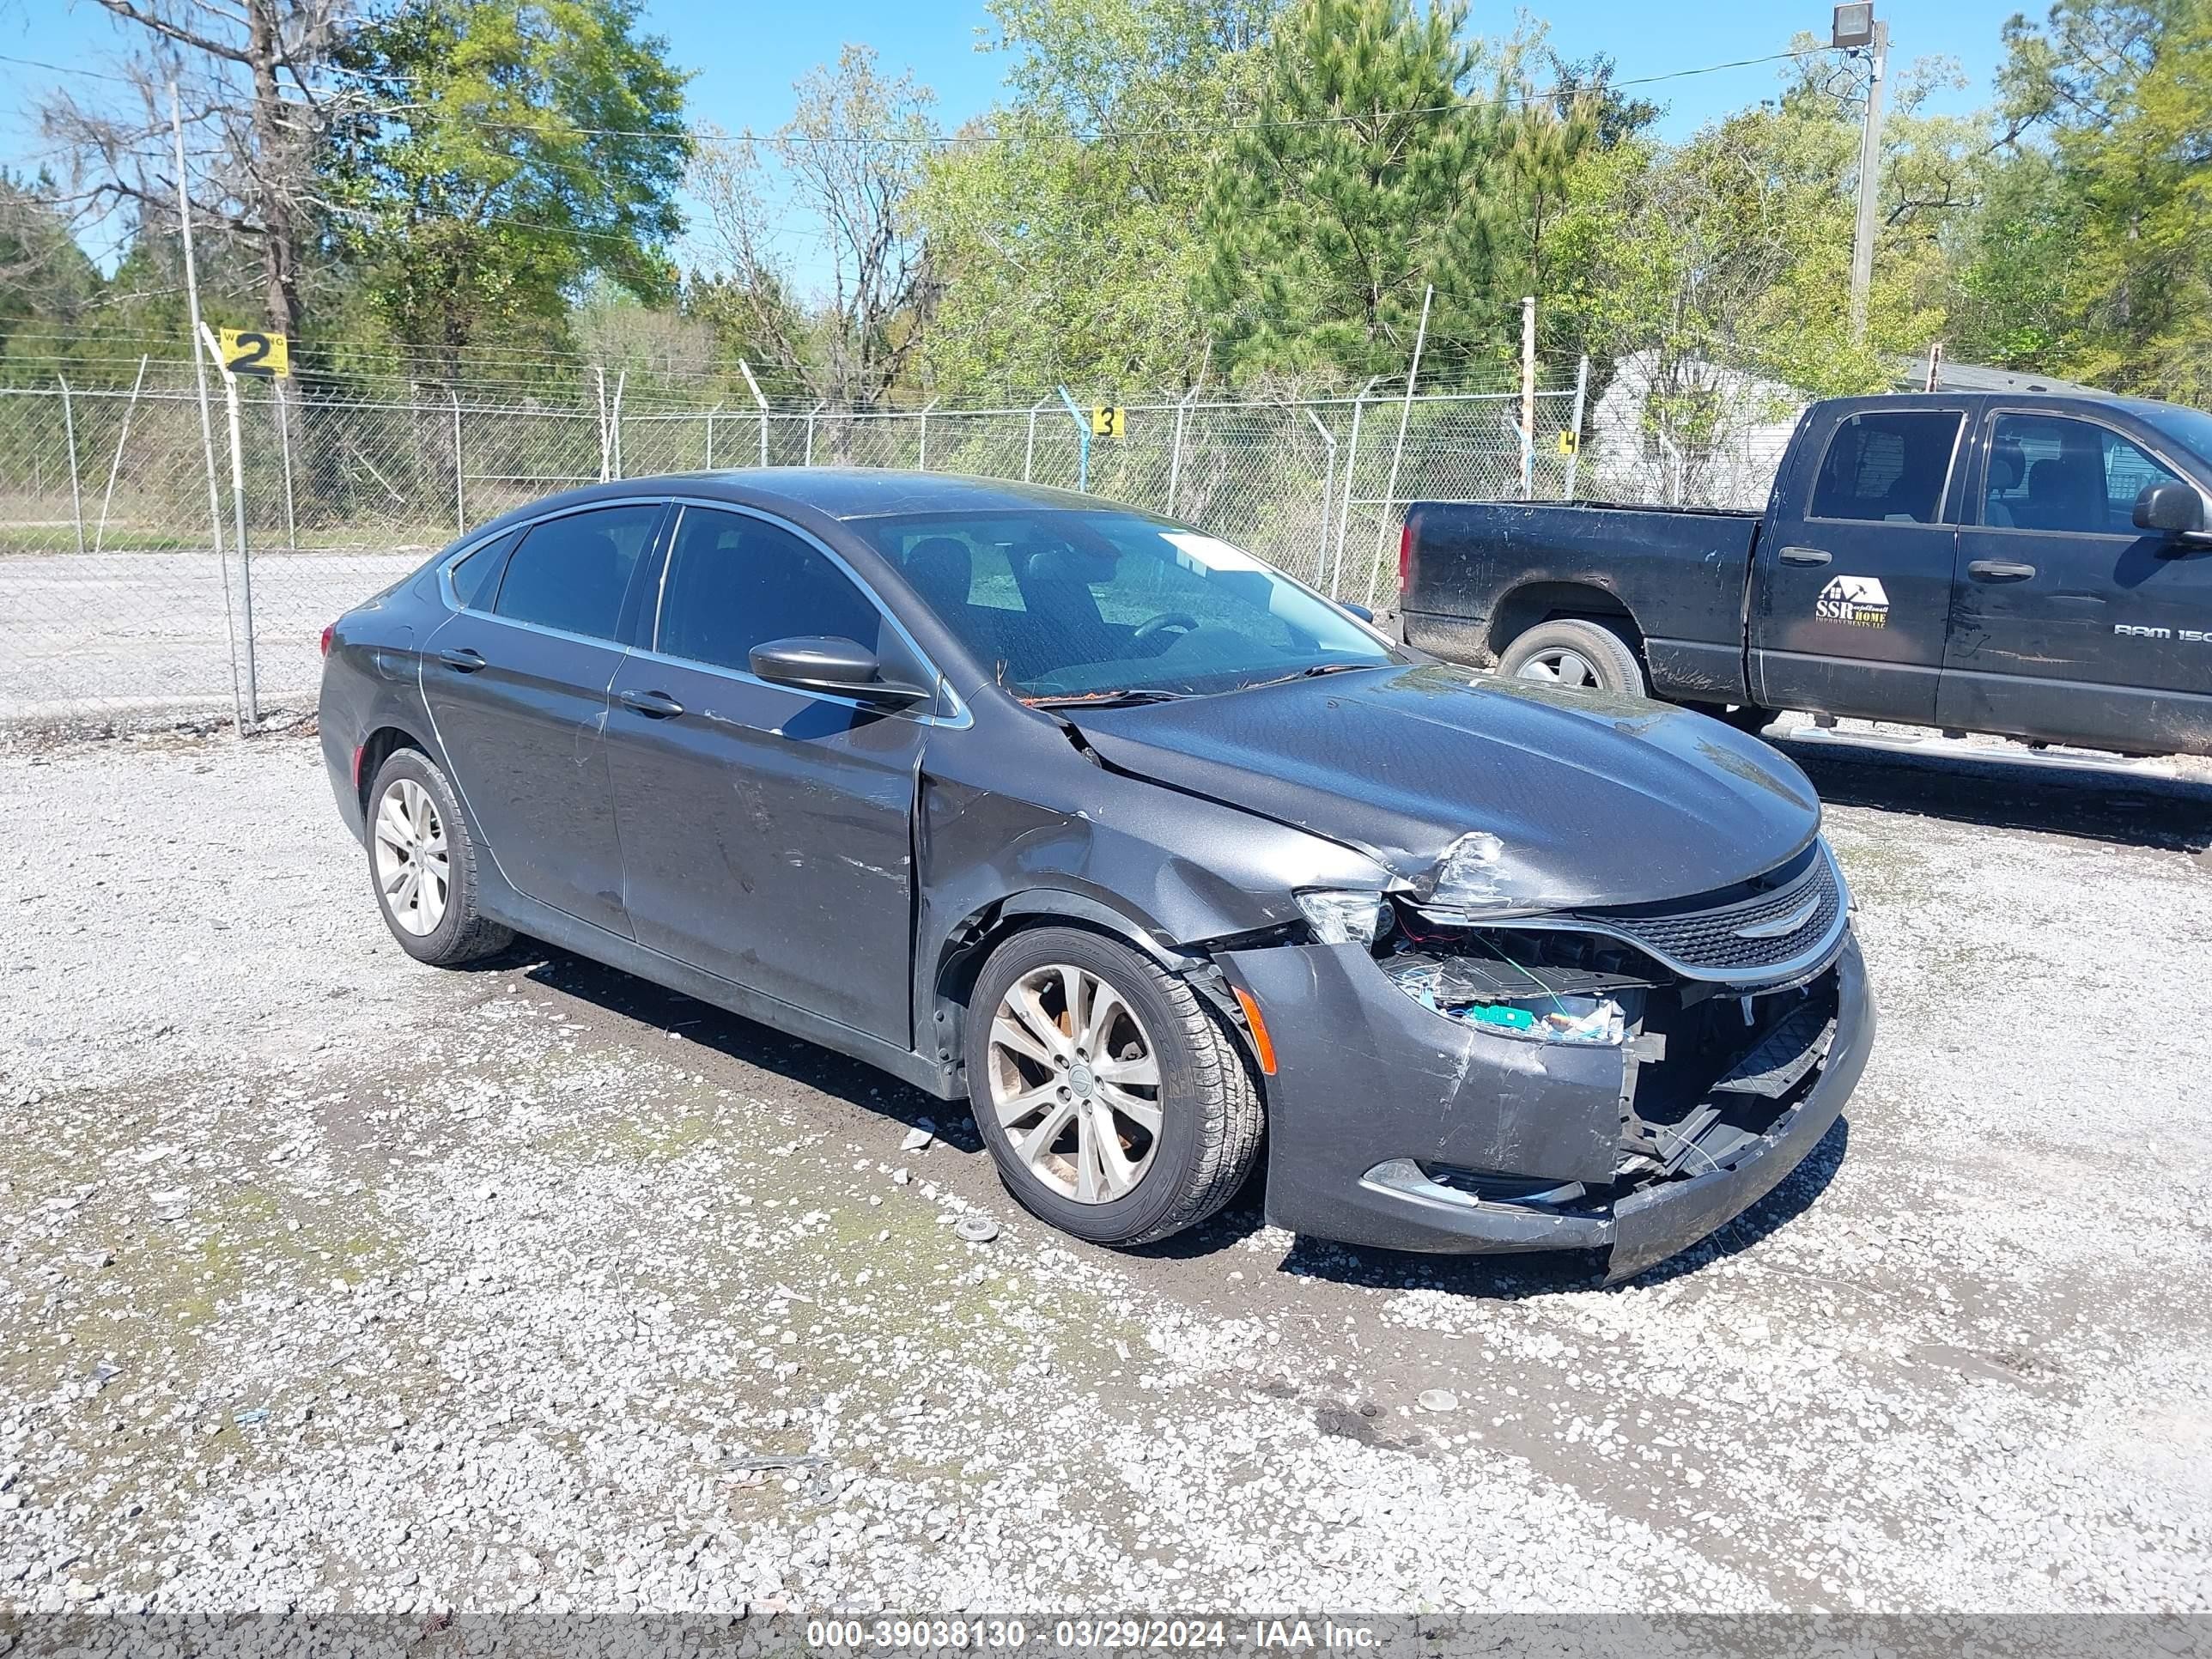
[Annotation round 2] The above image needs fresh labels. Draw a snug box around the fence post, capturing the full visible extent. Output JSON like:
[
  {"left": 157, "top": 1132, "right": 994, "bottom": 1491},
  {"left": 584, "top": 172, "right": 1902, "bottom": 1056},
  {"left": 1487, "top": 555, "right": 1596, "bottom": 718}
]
[
  {"left": 274, "top": 383, "right": 298, "bottom": 550},
  {"left": 1333, "top": 383, "right": 1373, "bottom": 600},
  {"left": 197, "top": 320, "right": 258, "bottom": 725},
  {"left": 55, "top": 375, "right": 85, "bottom": 558},
  {"left": 591, "top": 368, "right": 610, "bottom": 481},
  {"left": 1024, "top": 398, "right": 1048, "bottom": 482},
  {"left": 1304, "top": 406, "right": 1337, "bottom": 586},
  {"left": 703, "top": 404, "right": 720, "bottom": 469},
  {"left": 449, "top": 387, "right": 465, "bottom": 533},
  {"left": 94, "top": 355, "right": 149, "bottom": 556},
  {"left": 1520, "top": 295, "right": 1537, "bottom": 499},
  {"left": 1368, "top": 285, "right": 1433, "bottom": 607},
  {"left": 173, "top": 82, "right": 246, "bottom": 737},
  {"left": 1055, "top": 386, "right": 1090, "bottom": 493},
  {"left": 918, "top": 398, "right": 936, "bottom": 471},
  {"left": 805, "top": 403, "right": 819, "bottom": 466},
  {"left": 610, "top": 371, "right": 626, "bottom": 480},
  {"left": 1565, "top": 354, "right": 1589, "bottom": 500},
  {"left": 738, "top": 360, "right": 769, "bottom": 466}
]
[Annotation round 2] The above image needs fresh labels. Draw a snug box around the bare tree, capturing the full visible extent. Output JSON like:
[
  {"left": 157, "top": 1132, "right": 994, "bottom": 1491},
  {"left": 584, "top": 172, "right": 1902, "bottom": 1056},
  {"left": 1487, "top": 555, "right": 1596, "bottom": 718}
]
[
  {"left": 39, "top": 0, "right": 355, "bottom": 356},
  {"left": 693, "top": 45, "right": 939, "bottom": 452}
]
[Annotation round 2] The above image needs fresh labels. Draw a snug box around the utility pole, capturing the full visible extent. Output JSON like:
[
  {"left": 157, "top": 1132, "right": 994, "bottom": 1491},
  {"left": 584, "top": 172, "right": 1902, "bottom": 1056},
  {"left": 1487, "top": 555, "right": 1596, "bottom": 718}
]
[{"left": 1838, "top": 3, "right": 1889, "bottom": 343}]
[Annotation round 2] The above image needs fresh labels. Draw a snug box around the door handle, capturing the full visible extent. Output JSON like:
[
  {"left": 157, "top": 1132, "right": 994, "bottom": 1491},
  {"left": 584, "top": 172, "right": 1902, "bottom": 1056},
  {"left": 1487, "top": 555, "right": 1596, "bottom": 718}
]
[
  {"left": 618, "top": 688, "right": 685, "bottom": 720},
  {"left": 1778, "top": 546, "right": 1832, "bottom": 567},
  {"left": 1966, "top": 560, "right": 2037, "bottom": 582},
  {"left": 436, "top": 647, "right": 486, "bottom": 672}
]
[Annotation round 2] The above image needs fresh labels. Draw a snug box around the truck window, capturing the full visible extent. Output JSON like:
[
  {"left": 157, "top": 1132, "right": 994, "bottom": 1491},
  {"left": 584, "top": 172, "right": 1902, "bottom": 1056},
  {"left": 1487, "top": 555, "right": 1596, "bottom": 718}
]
[
  {"left": 1808, "top": 410, "right": 1963, "bottom": 525},
  {"left": 1982, "top": 414, "right": 2183, "bottom": 536}
]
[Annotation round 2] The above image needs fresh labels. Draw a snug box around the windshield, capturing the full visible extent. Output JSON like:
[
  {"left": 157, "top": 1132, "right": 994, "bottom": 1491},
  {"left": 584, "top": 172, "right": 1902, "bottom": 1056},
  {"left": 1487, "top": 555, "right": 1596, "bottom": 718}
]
[{"left": 852, "top": 509, "right": 1396, "bottom": 699}]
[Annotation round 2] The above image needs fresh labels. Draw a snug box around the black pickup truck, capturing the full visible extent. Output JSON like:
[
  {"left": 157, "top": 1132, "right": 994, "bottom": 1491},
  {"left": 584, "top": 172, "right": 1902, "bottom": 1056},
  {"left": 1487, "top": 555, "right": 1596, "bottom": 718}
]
[{"left": 1399, "top": 391, "right": 2212, "bottom": 756}]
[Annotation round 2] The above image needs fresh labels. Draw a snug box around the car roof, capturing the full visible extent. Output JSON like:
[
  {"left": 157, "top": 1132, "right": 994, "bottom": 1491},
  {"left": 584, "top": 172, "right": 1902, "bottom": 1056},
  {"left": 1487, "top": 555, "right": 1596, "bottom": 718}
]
[{"left": 648, "top": 467, "right": 1115, "bottom": 521}]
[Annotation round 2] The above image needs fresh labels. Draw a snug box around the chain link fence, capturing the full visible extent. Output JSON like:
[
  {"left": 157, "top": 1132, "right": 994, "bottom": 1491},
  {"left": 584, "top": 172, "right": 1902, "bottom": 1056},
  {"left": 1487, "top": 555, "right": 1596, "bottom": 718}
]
[{"left": 0, "top": 358, "right": 1800, "bottom": 731}]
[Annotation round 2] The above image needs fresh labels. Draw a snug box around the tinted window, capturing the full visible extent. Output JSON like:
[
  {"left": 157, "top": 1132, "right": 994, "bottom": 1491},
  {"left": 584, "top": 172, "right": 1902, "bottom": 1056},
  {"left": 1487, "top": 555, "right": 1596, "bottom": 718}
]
[
  {"left": 855, "top": 510, "right": 1392, "bottom": 699},
  {"left": 1984, "top": 415, "right": 2183, "bottom": 535},
  {"left": 493, "top": 505, "right": 661, "bottom": 640},
  {"left": 448, "top": 530, "right": 517, "bottom": 610},
  {"left": 655, "top": 507, "right": 885, "bottom": 674},
  {"left": 1809, "top": 411, "right": 1962, "bottom": 524}
]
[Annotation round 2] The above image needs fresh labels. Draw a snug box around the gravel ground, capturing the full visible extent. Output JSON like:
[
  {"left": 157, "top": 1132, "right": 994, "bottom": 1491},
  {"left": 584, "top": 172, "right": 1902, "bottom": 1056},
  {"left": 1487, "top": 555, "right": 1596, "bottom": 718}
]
[{"left": 3, "top": 727, "right": 2210, "bottom": 1616}]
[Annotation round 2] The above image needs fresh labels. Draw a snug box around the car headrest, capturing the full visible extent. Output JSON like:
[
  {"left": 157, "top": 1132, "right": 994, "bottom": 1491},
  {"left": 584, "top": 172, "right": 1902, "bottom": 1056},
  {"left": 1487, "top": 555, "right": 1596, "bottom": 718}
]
[
  {"left": 902, "top": 537, "right": 972, "bottom": 611},
  {"left": 1988, "top": 446, "right": 2024, "bottom": 492}
]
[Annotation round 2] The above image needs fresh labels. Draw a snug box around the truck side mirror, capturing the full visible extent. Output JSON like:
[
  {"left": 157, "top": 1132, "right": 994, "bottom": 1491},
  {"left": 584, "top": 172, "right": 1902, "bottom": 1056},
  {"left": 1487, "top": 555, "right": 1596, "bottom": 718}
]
[{"left": 2132, "top": 479, "right": 2210, "bottom": 544}]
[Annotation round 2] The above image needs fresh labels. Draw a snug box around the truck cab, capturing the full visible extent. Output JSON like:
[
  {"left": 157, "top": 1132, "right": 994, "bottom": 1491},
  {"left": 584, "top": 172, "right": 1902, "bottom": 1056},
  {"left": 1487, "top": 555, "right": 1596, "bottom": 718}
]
[{"left": 1754, "top": 392, "right": 2212, "bottom": 754}]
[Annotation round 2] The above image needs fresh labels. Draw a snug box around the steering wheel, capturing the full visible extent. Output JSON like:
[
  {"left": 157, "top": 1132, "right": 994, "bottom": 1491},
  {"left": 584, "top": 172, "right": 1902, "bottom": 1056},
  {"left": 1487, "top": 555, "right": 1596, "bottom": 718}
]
[{"left": 1131, "top": 612, "right": 1201, "bottom": 647}]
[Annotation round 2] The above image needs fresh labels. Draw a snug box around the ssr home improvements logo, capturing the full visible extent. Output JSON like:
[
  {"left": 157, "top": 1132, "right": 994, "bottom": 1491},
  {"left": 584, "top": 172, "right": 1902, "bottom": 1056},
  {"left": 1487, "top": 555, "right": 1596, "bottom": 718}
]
[{"left": 1817, "top": 574, "right": 1891, "bottom": 628}]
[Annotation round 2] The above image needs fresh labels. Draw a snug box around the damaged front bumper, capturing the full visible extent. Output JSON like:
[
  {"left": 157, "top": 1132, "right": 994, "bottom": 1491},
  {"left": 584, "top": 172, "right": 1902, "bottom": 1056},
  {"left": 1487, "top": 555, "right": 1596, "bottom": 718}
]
[{"left": 1217, "top": 926, "right": 1873, "bottom": 1283}]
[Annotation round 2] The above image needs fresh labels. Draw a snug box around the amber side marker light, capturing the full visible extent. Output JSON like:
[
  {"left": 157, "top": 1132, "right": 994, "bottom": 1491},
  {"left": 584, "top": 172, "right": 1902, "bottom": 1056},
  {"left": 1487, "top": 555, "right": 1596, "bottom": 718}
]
[{"left": 1231, "top": 985, "right": 1279, "bottom": 1076}]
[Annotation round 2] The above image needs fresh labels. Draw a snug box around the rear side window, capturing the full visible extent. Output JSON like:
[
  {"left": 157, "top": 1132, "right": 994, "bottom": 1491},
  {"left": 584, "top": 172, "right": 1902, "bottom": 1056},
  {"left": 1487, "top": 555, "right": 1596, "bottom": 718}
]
[
  {"left": 1983, "top": 414, "right": 2183, "bottom": 534},
  {"left": 1809, "top": 411, "right": 1963, "bottom": 524},
  {"left": 493, "top": 505, "right": 662, "bottom": 640},
  {"left": 448, "top": 530, "right": 518, "bottom": 610},
  {"left": 655, "top": 507, "right": 886, "bottom": 674}
]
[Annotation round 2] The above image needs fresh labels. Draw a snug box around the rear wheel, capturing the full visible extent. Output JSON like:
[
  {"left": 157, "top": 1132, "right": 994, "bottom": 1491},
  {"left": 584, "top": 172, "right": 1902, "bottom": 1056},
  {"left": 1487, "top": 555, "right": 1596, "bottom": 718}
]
[
  {"left": 964, "top": 927, "right": 1263, "bottom": 1248},
  {"left": 1498, "top": 618, "right": 1646, "bottom": 697},
  {"left": 365, "top": 748, "right": 511, "bottom": 966}
]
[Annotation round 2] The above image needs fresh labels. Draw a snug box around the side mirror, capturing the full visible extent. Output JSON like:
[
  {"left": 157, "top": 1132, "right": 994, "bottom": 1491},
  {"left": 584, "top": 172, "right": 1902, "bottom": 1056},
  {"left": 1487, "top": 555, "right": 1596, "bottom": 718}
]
[
  {"left": 1340, "top": 602, "right": 1376, "bottom": 623},
  {"left": 748, "top": 635, "right": 929, "bottom": 707},
  {"left": 2133, "top": 479, "right": 2209, "bottom": 542}
]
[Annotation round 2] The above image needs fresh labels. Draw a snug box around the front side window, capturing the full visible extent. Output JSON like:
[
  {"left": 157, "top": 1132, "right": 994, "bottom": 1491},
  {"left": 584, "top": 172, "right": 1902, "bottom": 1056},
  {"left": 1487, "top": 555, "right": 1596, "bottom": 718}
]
[
  {"left": 1983, "top": 415, "right": 2184, "bottom": 535},
  {"left": 1809, "top": 410, "right": 1963, "bottom": 524},
  {"left": 856, "top": 510, "right": 1395, "bottom": 699},
  {"left": 655, "top": 507, "right": 886, "bottom": 675},
  {"left": 493, "top": 504, "right": 662, "bottom": 640}
]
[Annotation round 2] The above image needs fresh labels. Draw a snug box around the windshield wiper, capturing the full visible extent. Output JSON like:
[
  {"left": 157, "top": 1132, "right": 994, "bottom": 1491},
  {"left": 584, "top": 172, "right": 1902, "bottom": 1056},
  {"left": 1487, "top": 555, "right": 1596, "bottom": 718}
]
[
  {"left": 1238, "top": 659, "right": 1383, "bottom": 692},
  {"left": 1024, "top": 688, "right": 1193, "bottom": 709}
]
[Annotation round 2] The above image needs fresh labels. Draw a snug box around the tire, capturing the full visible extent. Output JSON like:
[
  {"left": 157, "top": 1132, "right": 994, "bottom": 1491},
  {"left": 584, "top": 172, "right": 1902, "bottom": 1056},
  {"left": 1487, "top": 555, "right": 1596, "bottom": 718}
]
[
  {"left": 1711, "top": 702, "right": 1778, "bottom": 734},
  {"left": 963, "top": 926, "right": 1264, "bottom": 1249},
  {"left": 1498, "top": 618, "right": 1646, "bottom": 697},
  {"left": 364, "top": 746, "right": 512, "bottom": 967}
]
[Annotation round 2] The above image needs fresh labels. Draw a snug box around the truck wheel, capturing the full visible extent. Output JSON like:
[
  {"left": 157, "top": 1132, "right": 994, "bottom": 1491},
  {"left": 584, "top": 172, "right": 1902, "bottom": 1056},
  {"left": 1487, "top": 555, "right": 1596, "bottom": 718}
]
[{"left": 1500, "top": 619, "right": 1646, "bottom": 697}]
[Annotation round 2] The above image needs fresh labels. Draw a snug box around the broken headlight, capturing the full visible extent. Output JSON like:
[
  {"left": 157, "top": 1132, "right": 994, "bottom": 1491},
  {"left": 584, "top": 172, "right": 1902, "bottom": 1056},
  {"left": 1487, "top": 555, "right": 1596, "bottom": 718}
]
[{"left": 1295, "top": 889, "right": 1391, "bottom": 947}]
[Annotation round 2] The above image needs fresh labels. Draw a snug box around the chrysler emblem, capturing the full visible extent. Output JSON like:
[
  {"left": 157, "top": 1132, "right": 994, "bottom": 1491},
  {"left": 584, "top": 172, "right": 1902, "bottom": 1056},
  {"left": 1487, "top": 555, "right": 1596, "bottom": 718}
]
[{"left": 1735, "top": 893, "right": 1821, "bottom": 940}]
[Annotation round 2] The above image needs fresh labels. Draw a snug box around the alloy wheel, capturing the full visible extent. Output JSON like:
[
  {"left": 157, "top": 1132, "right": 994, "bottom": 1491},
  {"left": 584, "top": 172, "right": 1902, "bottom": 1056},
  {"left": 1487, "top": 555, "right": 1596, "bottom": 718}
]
[
  {"left": 986, "top": 963, "right": 1164, "bottom": 1204},
  {"left": 372, "top": 776, "right": 451, "bottom": 937},
  {"left": 1515, "top": 647, "right": 1604, "bottom": 690}
]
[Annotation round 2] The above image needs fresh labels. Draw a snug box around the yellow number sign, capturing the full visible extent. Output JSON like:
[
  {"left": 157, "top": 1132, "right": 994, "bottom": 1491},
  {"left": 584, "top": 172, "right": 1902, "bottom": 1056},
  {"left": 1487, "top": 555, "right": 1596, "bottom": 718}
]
[
  {"left": 1555, "top": 429, "right": 1579, "bottom": 457},
  {"left": 1091, "top": 404, "right": 1126, "bottom": 440},
  {"left": 218, "top": 328, "right": 289, "bottom": 378}
]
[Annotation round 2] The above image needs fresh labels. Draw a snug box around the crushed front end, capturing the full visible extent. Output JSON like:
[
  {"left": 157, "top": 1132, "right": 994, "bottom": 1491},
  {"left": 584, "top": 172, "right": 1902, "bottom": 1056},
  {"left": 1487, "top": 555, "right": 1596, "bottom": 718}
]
[{"left": 1218, "top": 839, "right": 1873, "bottom": 1281}]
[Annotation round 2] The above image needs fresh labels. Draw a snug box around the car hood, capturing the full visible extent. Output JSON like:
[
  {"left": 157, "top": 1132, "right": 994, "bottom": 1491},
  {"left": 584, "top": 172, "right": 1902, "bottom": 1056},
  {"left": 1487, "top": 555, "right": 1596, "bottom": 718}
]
[{"left": 1066, "top": 662, "right": 1821, "bottom": 912}]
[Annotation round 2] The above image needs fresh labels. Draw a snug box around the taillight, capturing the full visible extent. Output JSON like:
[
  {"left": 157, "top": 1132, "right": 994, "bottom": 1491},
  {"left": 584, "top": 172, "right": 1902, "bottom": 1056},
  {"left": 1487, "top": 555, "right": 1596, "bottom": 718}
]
[
  {"left": 319, "top": 623, "right": 335, "bottom": 658},
  {"left": 1397, "top": 518, "right": 1415, "bottom": 593}
]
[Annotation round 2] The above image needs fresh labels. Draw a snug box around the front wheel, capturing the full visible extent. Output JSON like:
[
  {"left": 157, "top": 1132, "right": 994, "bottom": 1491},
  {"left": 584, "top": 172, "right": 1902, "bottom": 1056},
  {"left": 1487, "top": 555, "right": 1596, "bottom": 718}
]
[
  {"left": 1498, "top": 618, "right": 1646, "bottom": 697},
  {"left": 964, "top": 927, "right": 1264, "bottom": 1248}
]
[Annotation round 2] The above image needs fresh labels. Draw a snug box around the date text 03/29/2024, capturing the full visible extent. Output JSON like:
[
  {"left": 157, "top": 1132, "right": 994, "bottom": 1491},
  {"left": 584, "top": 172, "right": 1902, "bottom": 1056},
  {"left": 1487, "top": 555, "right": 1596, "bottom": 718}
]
[{"left": 804, "top": 1618, "right": 1382, "bottom": 1650}]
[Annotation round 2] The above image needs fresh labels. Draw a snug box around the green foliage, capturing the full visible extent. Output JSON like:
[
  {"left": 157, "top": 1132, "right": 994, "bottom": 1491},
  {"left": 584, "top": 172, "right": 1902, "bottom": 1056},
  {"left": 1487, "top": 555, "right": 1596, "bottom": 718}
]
[
  {"left": 1196, "top": 0, "right": 1528, "bottom": 382},
  {"left": 331, "top": 0, "right": 691, "bottom": 374},
  {"left": 915, "top": 0, "right": 1267, "bottom": 396},
  {"left": 1978, "top": 0, "right": 2212, "bottom": 402}
]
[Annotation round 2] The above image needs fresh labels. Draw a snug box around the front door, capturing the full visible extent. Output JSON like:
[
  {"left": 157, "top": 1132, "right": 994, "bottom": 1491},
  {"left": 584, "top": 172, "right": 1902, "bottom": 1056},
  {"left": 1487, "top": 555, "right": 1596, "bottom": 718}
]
[
  {"left": 1750, "top": 404, "right": 1969, "bottom": 721},
  {"left": 1940, "top": 410, "right": 2212, "bottom": 752},
  {"left": 607, "top": 504, "right": 931, "bottom": 1046},
  {"left": 422, "top": 501, "right": 666, "bottom": 937}
]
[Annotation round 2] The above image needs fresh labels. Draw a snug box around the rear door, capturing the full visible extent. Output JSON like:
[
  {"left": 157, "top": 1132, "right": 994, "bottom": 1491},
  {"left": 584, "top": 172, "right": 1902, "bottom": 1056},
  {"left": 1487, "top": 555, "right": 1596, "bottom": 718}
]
[
  {"left": 1941, "top": 408, "right": 2212, "bottom": 750},
  {"left": 606, "top": 503, "right": 934, "bottom": 1045},
  {"left": 422, "top": 500, "right": 667, "bottom": 938},
  {"left": 1750, "top": 404, "right": 1971, "bottom": 720}
]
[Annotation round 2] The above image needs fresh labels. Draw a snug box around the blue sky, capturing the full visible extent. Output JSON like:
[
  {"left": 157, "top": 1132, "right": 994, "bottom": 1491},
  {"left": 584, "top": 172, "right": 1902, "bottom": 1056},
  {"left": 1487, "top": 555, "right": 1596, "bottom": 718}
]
[{"left": 0, "top": 0, "right": 2033, "bottom": 287}]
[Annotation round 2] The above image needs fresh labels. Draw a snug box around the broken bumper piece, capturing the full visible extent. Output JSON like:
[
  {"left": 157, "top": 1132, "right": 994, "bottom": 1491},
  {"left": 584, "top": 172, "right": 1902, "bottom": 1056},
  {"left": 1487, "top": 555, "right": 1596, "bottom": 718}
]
[{"left": 1218, "top": 930, "right": 1873, "bottom": 1281}]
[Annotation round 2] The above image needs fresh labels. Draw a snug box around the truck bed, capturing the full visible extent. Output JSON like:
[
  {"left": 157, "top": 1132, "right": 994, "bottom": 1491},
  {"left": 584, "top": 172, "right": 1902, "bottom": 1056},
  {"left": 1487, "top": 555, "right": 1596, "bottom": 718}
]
[{"left": 1401, "top": 500, "right": 1761, "bottom": 703}]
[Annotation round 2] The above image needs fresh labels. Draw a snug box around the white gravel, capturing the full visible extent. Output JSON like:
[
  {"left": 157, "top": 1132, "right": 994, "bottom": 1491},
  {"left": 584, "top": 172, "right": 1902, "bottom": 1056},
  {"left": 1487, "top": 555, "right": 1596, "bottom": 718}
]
[{"left": 2, "top": 728, "right": 2209, "bottom": 1616}]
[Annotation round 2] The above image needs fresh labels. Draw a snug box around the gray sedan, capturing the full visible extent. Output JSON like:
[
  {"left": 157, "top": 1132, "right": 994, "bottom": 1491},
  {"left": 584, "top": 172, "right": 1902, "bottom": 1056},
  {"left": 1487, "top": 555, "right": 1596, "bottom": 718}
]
[{"left": 317, "top": 470, "right": 1872, "bottom": 1279}]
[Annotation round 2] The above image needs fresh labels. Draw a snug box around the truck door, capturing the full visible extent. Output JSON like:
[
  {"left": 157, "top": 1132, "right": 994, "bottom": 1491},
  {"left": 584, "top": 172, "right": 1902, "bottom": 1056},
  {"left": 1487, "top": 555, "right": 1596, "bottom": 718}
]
[
  {"left": 1940, "top": 408, "right": 2212, "bottom": 753},
  {"left": 1750, "top": 404, "right": 1969, "bottom": 721}
]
